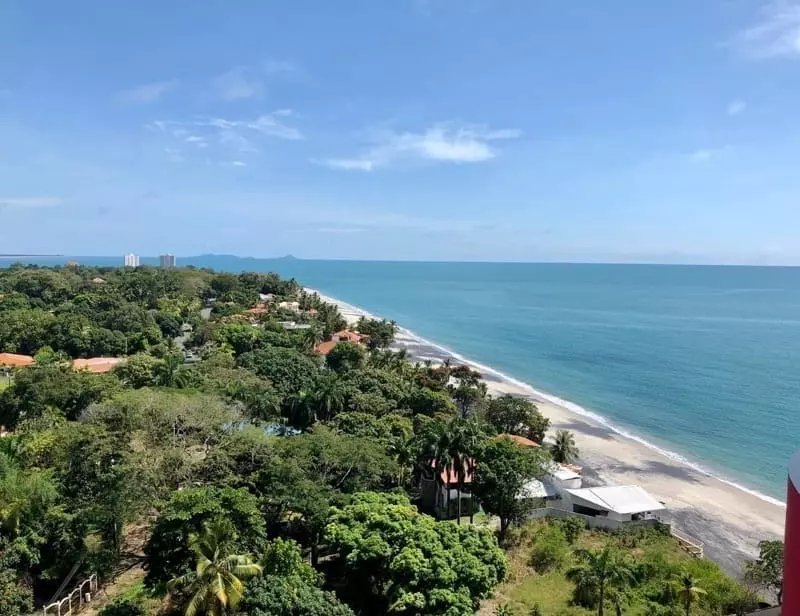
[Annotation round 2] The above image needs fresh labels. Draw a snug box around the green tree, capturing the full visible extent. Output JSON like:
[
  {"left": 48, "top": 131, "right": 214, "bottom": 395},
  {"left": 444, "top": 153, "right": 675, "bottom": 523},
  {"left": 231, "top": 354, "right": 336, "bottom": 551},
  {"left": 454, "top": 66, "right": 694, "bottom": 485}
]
[
  {"left": 144, "top": 486, "right": 266, "bottom": 587},
  {"left": 242, "top": 575, "right": 356, "bottom": 616},
  {"left": 472, "top": 437, "right": 549, "bottom": 539},
  {"left": 311, "top": 373, "right": 346, "bottom": 423},
  {"left": 567, "top": 546, "right": 634, "bottom": 616},
  {"left": 325, "top": 341, "right": 365, "bottom": 373},
  {"left": 325, "top": 492, "right": 507, "bottom": 615},
  {"left": 676, "top": 572, "right": 706, "bottom": 616},
  {"left": 169, "top": 520, "right": 262, "bottom": 616},
  {"left": 551, "top": 429, "right": 579, "bottom": 464},
  {"left": 447, "top": 418, "right": 487, "bottom": 523},
  {"left": 529, "top": 525, "right": 569, "bottom": 573},
  {"left": 484, "top": 395, "right": 550, "bottom": 443},
  {"left": 355, "top": 317, "right": 398, "bottom": 350},
  {"left": 238, "top": 346, "right": 319, "bottom": 396},
  {"left": 744, "top": 539, "right": 784, "bottom": 605}
]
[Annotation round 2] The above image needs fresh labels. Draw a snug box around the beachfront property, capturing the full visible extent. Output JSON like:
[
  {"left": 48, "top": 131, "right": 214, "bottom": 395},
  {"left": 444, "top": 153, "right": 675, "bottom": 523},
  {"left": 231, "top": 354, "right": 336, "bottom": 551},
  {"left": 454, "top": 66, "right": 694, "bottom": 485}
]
[
  {"left": 563, "top": 485, "right": 666, "bottom": 522},
  {"left": 124, "top": 253, "right": 140, "bottom": 267},
  {"left": 278, "top": 300, "right": 300, "bottom": 311},
  {"left": 159, "top": 254, "right": 176, "bottom": 268},
  {"left": 331, "top": 329, "right": 368, "bottom": 344},
  {"left": 0, "top": 352, "right": 35, "bottom": 368}
]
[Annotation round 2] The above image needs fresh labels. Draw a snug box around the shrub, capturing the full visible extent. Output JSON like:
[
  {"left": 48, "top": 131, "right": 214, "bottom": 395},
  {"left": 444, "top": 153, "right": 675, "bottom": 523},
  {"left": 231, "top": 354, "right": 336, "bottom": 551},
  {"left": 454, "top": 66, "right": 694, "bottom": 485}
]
[
  {"left": 554, "top": 517, "right": 585, "bottom": 544},
  {"left": 529, "top": 525, "right": 569, "bottom": 573}
]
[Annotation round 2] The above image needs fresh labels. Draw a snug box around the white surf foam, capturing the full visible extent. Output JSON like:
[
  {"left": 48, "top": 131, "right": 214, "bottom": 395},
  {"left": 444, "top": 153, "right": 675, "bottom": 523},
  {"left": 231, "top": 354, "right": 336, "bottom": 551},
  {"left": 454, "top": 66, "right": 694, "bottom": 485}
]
[{"left": 307, "top": 288, "right": 787, "bottom": 509}]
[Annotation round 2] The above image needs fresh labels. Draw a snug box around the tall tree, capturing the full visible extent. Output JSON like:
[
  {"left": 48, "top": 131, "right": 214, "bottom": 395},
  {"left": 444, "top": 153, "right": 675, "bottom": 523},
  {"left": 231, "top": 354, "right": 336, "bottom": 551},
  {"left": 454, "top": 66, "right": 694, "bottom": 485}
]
[
  {"left": 447, "top": 418, "right": 487, "bottom": 523},
  {"left": 472, "top": 437, "right": 548, "bottom": 539},
  {"left": 169, "top": 520, "right": 262, "bottom": 616},
  {"left": 744, "top": 539, "right": 784, "bottom": 605},
  {"left": 567, "top": 547, "right": 634, "bottom": 616},
  {"left": 483, "top": 395, "right": 550, "bottom": 443}
]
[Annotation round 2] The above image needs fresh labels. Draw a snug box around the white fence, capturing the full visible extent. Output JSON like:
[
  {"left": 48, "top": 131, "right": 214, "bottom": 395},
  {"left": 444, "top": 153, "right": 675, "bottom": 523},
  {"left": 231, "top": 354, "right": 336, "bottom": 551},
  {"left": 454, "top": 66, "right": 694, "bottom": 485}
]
[{"left": 42, "top": 575, "right": 99, "bottom": 616}]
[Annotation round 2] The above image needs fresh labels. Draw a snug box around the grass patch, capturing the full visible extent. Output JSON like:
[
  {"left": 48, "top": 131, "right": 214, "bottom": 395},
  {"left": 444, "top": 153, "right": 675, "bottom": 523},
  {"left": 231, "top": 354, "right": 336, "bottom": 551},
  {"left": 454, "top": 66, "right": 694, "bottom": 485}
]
[{"left": 483, "top": 519, "right": 756, "bottom": 616}]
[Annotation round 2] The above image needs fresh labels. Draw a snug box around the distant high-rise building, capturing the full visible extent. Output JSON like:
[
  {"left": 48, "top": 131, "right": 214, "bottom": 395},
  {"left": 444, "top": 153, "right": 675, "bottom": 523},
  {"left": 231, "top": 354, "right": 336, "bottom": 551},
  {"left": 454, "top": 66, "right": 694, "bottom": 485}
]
[
  {"left": 124, "top": 253, "right": 140, "bottom": 267},
  {"left": 159, "top": 254, "right": 176, "bottom": 268}
]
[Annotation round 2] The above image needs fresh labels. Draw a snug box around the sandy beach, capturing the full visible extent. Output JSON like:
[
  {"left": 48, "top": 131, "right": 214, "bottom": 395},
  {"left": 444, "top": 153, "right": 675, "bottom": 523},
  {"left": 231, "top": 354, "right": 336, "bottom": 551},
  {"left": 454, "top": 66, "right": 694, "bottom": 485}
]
[{"left": 311, "top": 289, "right": 787, "bottom": 575}]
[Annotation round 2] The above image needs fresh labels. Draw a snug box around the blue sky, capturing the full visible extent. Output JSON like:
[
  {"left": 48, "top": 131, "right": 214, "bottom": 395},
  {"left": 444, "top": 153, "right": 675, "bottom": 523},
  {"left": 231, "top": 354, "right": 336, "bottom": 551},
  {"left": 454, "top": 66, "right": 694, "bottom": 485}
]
[{"left": 2, "top": 0, "right": 800, "bottom": 263}]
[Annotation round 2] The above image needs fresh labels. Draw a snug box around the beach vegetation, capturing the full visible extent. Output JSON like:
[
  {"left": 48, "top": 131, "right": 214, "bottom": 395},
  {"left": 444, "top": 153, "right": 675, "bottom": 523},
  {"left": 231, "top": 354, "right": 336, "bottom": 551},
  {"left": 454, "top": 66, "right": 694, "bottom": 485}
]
[
  {"left": 552, "top": 429, "right": 580, "bottom": 464},
  {"left": 0, "top": 265, "right": 766, "bottom": 616},
  {"left": 743, "top": 539, "right": 784, "bottom": 605}
]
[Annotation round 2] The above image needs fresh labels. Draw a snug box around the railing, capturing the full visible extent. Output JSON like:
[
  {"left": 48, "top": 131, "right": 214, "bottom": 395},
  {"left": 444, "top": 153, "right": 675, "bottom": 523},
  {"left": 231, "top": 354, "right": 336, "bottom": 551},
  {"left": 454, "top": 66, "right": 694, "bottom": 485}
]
[
  {"left": 670, "top": 528, "right": 705, "bottom": 558},
  {"left": 42, "top": 574, "right": 99, "bottom": 616}
]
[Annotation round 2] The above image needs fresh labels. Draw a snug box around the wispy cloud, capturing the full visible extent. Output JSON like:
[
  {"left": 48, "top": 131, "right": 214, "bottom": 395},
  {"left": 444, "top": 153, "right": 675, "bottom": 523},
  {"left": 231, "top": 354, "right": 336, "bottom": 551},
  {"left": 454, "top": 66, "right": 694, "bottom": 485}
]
[
  {"left": 263, "top": 58, "right": 303, "bottom": 76},
  {"left": 0, "top": 196, "right": 65, "bottom": 208},
  {"left": 148, "top": 110, "right": 302, "bottom": 161},
  {"left": 119, "top": 79, "right": 179, "bottom": 103},
  {"left": 212, "top": 67, "right": 262, "bottom": 101},
  {"left": 689, "top": 146, "right": 731, "bottom": 162},
  {"left": 737, "top": 1, "right": 800, "bottom": 59},
  {"left": 320, "top": 123, "right": 521, "bottom": 171},
  {"left": 727, "top": 100, "right": 747, "bottom": 116}
]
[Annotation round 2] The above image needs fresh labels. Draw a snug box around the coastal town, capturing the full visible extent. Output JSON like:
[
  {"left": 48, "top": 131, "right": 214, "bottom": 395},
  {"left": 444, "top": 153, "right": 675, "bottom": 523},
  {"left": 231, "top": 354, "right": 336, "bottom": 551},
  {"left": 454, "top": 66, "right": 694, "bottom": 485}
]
[{"left": 0, "top": 263, "right": 791, "bottom": 616}]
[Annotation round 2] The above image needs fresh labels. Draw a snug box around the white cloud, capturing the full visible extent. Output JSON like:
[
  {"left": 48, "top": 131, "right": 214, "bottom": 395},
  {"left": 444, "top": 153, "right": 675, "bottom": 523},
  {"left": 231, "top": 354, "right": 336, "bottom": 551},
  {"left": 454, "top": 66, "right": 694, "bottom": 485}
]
[
  {"left": 738, "top": 1, "right": 800, "bottom": 59},
  {"left": 727, "top": 100, "right": 747, "bottom": 116},
  {"left": 164, "top": 148, "right": 184, "bottom": 163},
  {"left": 231, "top": 161, "right": 247, "bottom": 167},
  {"left": 212, "top": 67, "right": 262, "bottom": 101},
  {"left": 263, "top": 58, "right": 302, "bottom": 75},
  {"left": 119, "top": 79, "right": 178, "bottom": 103},
  {"left": 321, "top": 158, "right": 376, "bottom": 171},
  {"left": 320, "top": 123, "right": 520, "bottom": 171},
  {"left": 0, "top": 196, "right": 64, "bottom": 208}
]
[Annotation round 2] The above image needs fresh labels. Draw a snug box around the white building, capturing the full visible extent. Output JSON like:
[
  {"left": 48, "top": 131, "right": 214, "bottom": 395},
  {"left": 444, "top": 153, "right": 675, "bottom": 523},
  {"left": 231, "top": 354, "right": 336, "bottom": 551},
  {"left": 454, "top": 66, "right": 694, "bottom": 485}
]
[
  {"left": 563, "top": 485, "right": 666, "bottom": 522},
  {"left": 159, "top": 254, "right": 176, "bottom": 268},
  {"left": 124, "top": 253, "right": 140, "bottom": 267}
]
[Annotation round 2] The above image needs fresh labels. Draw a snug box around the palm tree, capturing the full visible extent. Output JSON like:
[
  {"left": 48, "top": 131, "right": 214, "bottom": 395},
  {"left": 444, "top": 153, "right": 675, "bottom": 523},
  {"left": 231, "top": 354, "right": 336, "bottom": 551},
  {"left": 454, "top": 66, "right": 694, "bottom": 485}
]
[
  {"left": 169, "top": 521, "right": 262, "bottom": 616},
  {"left": 567, "top": 546, "right": 634, "bottom": 616},
  {"left": 312, "top": 374, "right": 345, "bottom": 422},
  {"left": 287, "top": 389, "right": 314, "bottom": 428},
  {"left": 676, "top": 572, "right": 706, "bottom": 616},
  {"left": 552, "top": 430, "right": 579, "bottom": 464},
  {"left": 416, "top": 422, "right": 455, "bottom": 518},
  {"left": 448, "top": 418, "right": 486, "bottom": 524}
]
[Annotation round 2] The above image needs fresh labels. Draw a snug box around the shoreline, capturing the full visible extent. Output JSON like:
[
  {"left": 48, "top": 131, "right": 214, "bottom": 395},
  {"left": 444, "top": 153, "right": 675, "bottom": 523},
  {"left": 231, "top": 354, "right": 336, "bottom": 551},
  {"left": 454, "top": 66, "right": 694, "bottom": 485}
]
[{"left": 309, "top": 288, "right": 787, "bottom": 574}]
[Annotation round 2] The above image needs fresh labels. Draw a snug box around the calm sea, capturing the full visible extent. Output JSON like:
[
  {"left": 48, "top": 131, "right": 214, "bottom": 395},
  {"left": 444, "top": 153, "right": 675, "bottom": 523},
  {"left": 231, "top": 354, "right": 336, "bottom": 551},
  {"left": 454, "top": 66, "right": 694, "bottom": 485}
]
[{"left": 6, "top": 256, "right": 800, "bottom": 500}]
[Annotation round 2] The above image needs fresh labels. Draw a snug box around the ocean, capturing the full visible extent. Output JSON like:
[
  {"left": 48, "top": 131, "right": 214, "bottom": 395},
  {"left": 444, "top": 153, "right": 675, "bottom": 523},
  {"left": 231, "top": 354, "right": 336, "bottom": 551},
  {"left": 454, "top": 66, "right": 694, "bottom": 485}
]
[{"left": 5, "top": 256, "right": 800, "bottom": 500}]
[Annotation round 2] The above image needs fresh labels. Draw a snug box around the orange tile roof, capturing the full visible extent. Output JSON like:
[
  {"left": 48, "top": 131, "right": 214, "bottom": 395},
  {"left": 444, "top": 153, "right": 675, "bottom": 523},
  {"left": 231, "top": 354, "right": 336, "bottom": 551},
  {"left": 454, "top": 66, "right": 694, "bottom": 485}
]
[
  {"left": 496, "top": 433, "right": 540, "bottom": 448},
  {"left": 332, "top": 330, "right": 366, "bottom": 343},
  {"left": 245, "top": 306, "right": 268, "bottom": 314},
  {"left": 313, "top": 341, "right": 338, "bottom": 355},
  {"left": 72, "top": 357, "right": 125, "bottom": 373},
  {"left": 0, "top": 353, "right": 34, "bottom": 367}
]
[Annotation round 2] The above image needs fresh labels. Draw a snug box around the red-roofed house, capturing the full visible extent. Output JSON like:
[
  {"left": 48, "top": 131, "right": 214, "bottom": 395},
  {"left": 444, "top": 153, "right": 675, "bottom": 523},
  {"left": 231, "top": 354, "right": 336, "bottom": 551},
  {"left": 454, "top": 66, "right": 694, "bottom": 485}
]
[
  {"left": 331, "top": 330, "right": 367, "bottom": 344},
  {"left": 313, "top": 341, "right": 338, "bottom": 356},
  {"left": 421, "top": 458, "right": 476, "bottom": 520},
  {"left": 72, "top": 357, "right": 125, "bottom": 374},
  {"left": 0, "top": 353, "right": 35, "bottom": 368}
]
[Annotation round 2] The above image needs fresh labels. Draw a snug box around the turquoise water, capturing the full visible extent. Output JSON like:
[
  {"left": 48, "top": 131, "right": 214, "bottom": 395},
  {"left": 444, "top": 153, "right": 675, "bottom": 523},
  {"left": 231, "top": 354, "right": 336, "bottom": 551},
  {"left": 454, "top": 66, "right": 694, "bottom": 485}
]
[{"left": 6, "top": 257, "right": 800, "bottom": 499}]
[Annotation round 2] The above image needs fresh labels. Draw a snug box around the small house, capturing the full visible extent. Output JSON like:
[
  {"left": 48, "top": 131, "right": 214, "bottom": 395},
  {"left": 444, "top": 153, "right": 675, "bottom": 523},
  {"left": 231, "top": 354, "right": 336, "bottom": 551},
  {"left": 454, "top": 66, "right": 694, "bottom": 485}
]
[
  {"left": 72, "top": 357, "right": 125, "bottom": 374},
  {"left": 313, "top": 341, "right": 338, "bottom": 355},
  {"left": 0, "top": 353, "right": 35, "bottom": 368},
  {"left": 420, "top": 459, "right": 475, "bottom": 519},
  {"left": 331, "top": 330, "right": 367, "bottom": 344},
  {"left": 563, "top": 485, "right": 665, "bottom": 522},
  {"left": 278, "top": 300, "right": 300, "bottom": 311}
]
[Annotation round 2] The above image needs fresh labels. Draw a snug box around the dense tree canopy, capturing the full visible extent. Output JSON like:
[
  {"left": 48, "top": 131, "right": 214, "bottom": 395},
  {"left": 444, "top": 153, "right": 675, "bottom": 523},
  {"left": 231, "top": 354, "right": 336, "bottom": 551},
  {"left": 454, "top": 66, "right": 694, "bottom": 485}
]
[
  {"left": 0, "top": 264, "right": 764, "bottom": 616},
  {"left": 325, "top": 492, "right": 507, "bottom": 615}
]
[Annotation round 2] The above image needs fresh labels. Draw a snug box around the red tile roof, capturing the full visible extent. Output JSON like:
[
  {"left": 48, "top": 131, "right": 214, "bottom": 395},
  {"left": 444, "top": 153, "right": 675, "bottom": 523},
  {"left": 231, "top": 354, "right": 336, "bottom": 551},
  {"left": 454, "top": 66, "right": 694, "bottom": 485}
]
[
  {"left": 314, "top": 341, "right": 338, "bottom": 355},
  {"left": 0, "top": 353, "right": 34, "bottom": 367},
  {"left": 496, "top": 433, "right": 540, "bottom": 448},
  {"left": 245, "top": 306, "right": 268, "bottom": 314},
  {"left": 332, "top": 330, "right": 366, "bottom": 343},
  {"left": 72, "top": 357, "right": 125, "bottom": 373}
]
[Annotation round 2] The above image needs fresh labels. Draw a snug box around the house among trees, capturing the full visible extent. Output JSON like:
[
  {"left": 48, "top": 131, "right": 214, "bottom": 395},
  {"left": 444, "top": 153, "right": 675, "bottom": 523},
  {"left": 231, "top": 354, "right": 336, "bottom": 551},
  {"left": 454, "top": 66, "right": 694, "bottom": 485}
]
[
  {"left": 71, "top": 357, "right": 125, "bottom": 374},
  {"left": 421, "top": 458, "right": 475, "bottom": 519},
  {"left": 331, "top": 330, "right": 368, "bottom": 344},
  {"left": 0, "top": 352, "right": 35, "bottom": 368}
]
